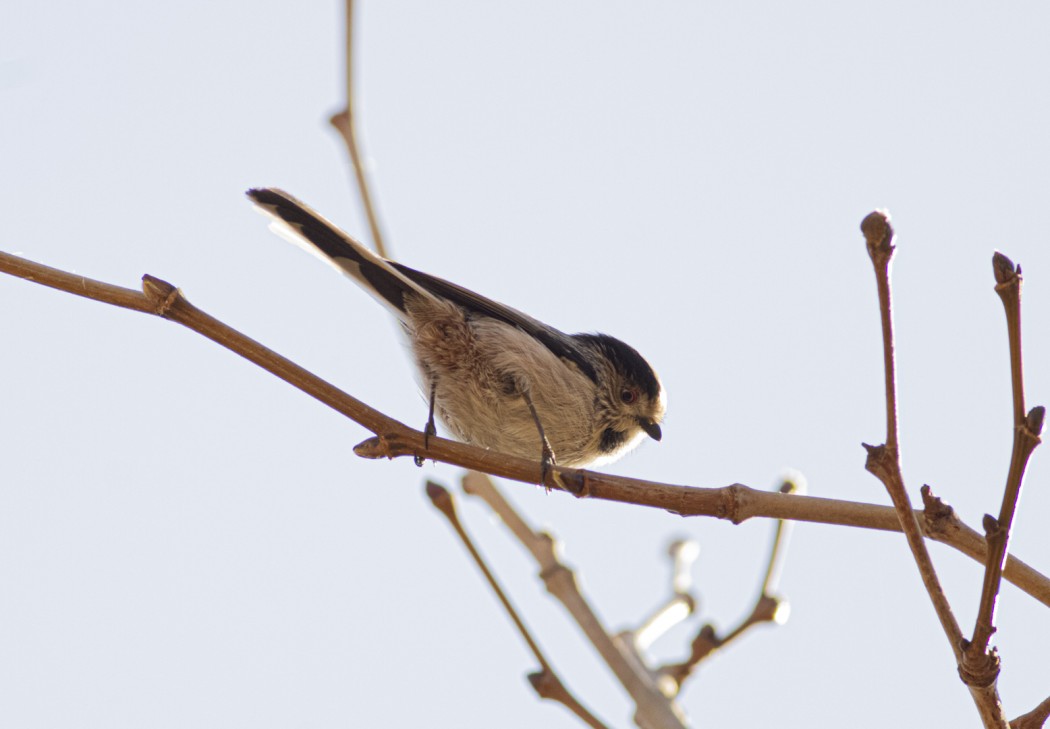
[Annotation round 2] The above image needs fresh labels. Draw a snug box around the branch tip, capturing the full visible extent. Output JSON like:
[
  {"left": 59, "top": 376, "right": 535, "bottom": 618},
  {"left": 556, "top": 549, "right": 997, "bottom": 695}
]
[
  {"left": 992, "top": 251, "right": 1019, "bottom": 285},
  {"left": 860, "top": 210, "right": 895, "bottom": 259},
  {"left": 353, "top": 435, "right": 393, "bottom": 459},
  {"left": 425, "top": 480, "right": 457, "bottom": 521}
]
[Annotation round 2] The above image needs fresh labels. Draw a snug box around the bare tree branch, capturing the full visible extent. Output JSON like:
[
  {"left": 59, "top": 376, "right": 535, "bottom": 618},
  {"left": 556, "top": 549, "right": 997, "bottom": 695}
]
[
  {"left": 966, "top": 253, "right": 1045, "bottom": 673},
  {"left": 2, "top": 250, "right": 1048, "bottom": 613},
  {"left": 425, "top": 481, "right": 610, "bottom": 729},
  {"left": 330, "top": 0, "right": 388, "bottom": 257},
  {"left": 461, "top": 472, "right": 687, "bottom": 729},
  {"left": 760, "top": 477, "right": 800, "bottom": 596},
  {"left": 861, "top": 212, "right": 965, "bottom": 657},
  {"left": 0, "top": 250, "right": 155, "bottom": 313},
  {"left": 860, "top": 211, "right": 1008, "bottom": 728},
  {"left": 656, "top": 479, "right": 795, "bottom": 691}
]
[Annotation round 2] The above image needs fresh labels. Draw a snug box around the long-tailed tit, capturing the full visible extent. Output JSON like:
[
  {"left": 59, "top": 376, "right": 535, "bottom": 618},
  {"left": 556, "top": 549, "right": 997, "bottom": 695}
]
[{"left": 247, "top": 188, "right": 665, "bottom": 473}]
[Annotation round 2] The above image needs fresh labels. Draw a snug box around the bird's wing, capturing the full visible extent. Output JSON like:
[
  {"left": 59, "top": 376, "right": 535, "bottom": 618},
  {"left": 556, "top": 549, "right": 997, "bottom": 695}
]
[{"left": 390, "top": 262, "right": 599, "bottom": 384}]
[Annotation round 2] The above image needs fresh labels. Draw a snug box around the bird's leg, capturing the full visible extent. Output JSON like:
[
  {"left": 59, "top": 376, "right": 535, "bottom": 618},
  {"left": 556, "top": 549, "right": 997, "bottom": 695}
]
[
  {"left": 415, "top": 379, "right": 438, "bottom": 467},
  {"left": 521, "top": 388, "right": 557, "bottom": 488}
]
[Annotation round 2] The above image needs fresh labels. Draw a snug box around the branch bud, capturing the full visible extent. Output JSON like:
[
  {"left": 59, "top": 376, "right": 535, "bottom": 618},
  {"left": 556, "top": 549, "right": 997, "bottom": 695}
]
[
  {"left": 1026, "top": 405, "right": 1046, "bottom": 436},
  {"left": 425, "top": 480, "right": 458, "bottom": 522},
  {"left": 981, "top": 513, "right": 1001, "bottom": 537},
  {"left": 991, "top": 251, "right": 1018, "bottom": 285},
  {"left": 861, "top": 210, "right": 895, "bottom": 259}
]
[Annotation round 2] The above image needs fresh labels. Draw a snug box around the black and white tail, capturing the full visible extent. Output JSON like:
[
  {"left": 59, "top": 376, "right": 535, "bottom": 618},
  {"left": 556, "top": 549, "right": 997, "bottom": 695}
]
[{"left": 246, "top": 187, "right": 432, "bottom": 316}]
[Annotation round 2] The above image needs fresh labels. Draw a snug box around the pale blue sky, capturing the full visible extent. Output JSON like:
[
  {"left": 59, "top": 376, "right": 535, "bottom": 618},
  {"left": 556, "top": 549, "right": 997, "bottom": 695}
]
[{"left": 3, "top": 2, "right": 1049, "bottom": 727}]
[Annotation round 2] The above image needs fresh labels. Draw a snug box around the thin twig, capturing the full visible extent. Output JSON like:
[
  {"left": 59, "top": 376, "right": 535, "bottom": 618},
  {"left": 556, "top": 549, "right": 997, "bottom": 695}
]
[
  {"left": 761, "top": 476, "right": 801, "bottom": 595},
  {"left": 656, "top": 478, "right": 796, "bottom": 692},
  {"left": 424, "top": 481, "right": 609, "bottom": 729},
  {"left": 993, "top": 252, "right": 1028, "bottom": 426},
  {"left": 860, "top": 211, "right": 1007, "bottom": 728},
  {"left": 861, "top": 211, "right": 964, "bottom": 656},
  {"left": 2, "top": 251, "right": 1048, "bottom": 608},
  {"left": 330, "top": 0, "right": 388, "bottom": 257},
  {"left": 862, "top": 447, "right": 966, "bottom": 656},
  {"left": 862, "top": 212, "right": 901, "bottom": 454},
  {"left": 0, "top": 251, "right": 155, "bottom": 313},
  {"left": 964, "top": 253, "right": 1045, "bottom": 688},
  {"left": 460, "top": 472, "right": 688, "bottom": 729}
]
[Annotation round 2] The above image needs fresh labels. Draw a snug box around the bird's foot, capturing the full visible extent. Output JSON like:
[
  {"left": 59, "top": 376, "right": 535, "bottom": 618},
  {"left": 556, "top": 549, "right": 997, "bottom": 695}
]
[{"left": 414, "top": 417, "right": 437, "bottom": 467}]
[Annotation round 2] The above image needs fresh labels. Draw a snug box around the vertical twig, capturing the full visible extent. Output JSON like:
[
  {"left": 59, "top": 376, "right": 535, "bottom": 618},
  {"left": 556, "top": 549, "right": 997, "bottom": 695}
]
[
  {"left": 330, "top": 0, "right": 389, "bottom": 257},
  {"left": 963, "top": 254, "right": 1045, "bottom": 683},
  {"left": 863, "top": 212, "right": 901, "bottom": 455},
  {"left": 760, "top": 477, "right": 801, "bottom": 596},
  {"left": 859, "top": 212, "right": 1009, "bottom": 728},
  {"left": 860, "top": 211, "right": 963, "bottom": 653}
]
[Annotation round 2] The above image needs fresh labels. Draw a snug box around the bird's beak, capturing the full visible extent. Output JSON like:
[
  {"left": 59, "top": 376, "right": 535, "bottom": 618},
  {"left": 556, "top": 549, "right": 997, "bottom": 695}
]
[{"left": 638, "top": 418, "right": 662, "bottom": 441}]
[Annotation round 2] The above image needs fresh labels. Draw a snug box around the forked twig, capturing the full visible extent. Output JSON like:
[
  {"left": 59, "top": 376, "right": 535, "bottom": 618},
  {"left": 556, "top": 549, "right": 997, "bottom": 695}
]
[
  {"left": 860, "top": 212, "right": 1008, "bottom": 728},
  {"left": 656, "top": 478, "right": 797, "bottom": 692},
  {"left": 460, "top": 472, "right": 688, "bottom": 729},
  {"left": 965, "top": 254, "right": 1045, "bottom": 679}
]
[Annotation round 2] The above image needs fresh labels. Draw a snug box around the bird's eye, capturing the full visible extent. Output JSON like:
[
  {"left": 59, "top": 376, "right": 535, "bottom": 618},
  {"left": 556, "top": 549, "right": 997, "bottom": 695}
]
[{"left": 620, "top": 388, "right": 638, "bottom": 404}]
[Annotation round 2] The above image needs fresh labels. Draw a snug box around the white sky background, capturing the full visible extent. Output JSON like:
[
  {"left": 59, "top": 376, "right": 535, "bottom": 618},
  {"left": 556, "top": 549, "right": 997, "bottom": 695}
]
[{"left": 3, "top": 2, "right": 1049, "bottom": 727}]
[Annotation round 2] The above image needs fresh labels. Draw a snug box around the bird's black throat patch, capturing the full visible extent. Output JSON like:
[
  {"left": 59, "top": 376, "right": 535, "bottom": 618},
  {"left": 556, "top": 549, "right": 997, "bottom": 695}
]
[{"left": 599, "top": 427, "right": 626, "bottom": 453}]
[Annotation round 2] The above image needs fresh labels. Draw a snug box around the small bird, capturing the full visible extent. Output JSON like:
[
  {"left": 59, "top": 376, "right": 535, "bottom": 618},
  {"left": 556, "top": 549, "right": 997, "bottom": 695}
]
[{"left": 247, "top": 188, "right": 665, "bottom": 473}]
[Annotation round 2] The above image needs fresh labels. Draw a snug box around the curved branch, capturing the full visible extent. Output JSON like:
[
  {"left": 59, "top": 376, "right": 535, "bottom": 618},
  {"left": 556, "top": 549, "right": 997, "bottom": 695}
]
[{"left": 2, "top": 249, "right": 1049, "bottom": 611}]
